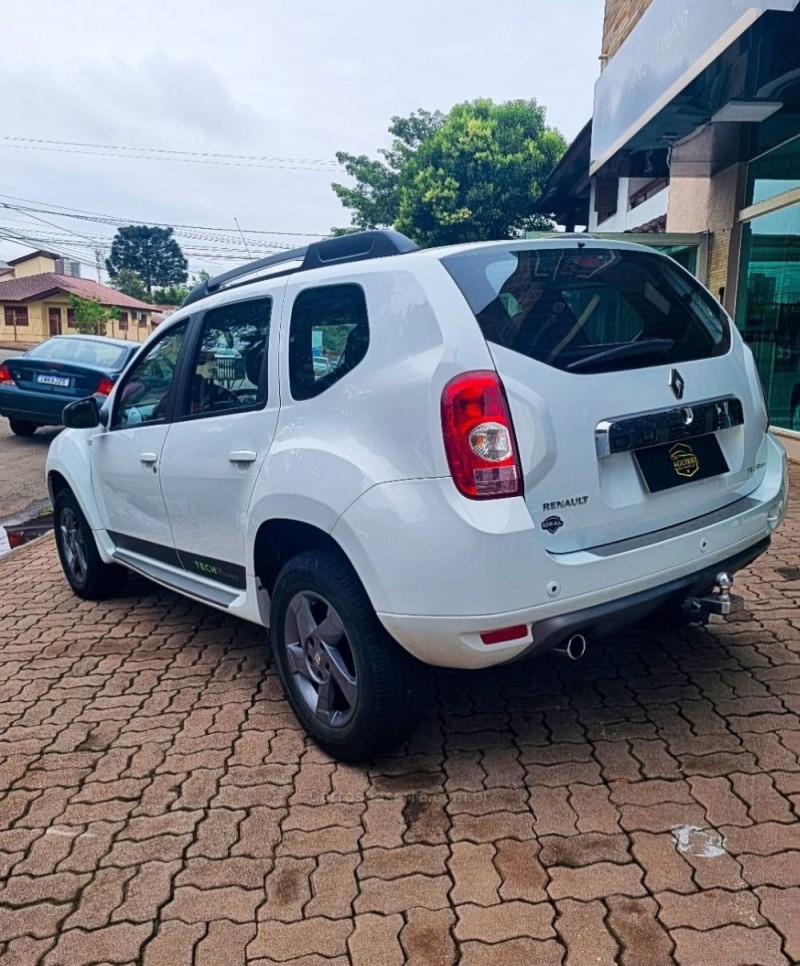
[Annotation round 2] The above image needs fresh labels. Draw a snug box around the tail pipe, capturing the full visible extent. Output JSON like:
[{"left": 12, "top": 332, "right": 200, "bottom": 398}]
[{"left": 554, "top": 633, "right": 587, "bottom": 661}]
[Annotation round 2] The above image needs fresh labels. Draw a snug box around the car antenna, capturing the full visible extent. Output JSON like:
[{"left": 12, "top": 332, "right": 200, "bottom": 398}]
[{"left": 234, "top": 217, "right": 253, "bottom": 259}]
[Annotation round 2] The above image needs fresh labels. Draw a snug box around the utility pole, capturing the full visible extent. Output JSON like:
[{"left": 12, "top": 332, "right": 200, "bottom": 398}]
[{"left": 95, "top": 249, "right": 103, "bottom": 283}]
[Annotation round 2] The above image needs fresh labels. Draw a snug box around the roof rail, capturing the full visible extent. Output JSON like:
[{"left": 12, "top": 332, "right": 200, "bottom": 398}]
[{"left": 181, "top": 229, "right": 419, "bottom": 307}]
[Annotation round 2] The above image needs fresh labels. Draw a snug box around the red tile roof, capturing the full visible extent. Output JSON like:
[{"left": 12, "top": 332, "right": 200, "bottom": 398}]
[{"left": 0, "top": 273, "right": 153, "bottom": 310}]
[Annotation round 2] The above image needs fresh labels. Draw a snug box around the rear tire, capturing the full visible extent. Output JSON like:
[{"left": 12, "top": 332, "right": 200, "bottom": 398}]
[
  {"left": 9, "top": 420, "right": 37, "bottom": 437},
  {"left": 270, "top": 550, "right": 428, "bottom": 761},
  {"left": 54, "top": 488, "right": 128, "bottom": 600}
]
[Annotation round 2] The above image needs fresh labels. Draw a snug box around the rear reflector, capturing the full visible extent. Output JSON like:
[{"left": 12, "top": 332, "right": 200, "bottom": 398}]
[{"left": 480, "top": 624, "right": 528, "bottom": 646}]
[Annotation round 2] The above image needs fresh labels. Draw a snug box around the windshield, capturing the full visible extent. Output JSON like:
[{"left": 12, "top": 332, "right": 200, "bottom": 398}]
[
  {"left": 441, "top": 247, "right": 730, "bottom": 373},
  {"left": 27, "top": 338, "right": 131, "bottom": 370}
]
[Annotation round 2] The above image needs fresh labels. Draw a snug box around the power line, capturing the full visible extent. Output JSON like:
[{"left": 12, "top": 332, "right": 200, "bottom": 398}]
[
  {"left": 0, "top": 135, "right": 339, "bottom": 167},
  {"left": 0, "top": 139, "right": 340, "bottom": 172},
  {"left": 0, "top": 193, "right": 328, "bottom": 239}
]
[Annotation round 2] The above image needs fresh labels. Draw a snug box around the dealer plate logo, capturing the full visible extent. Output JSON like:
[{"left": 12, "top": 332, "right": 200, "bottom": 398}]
[
  {"left": 669, "top": 443, "right": 700, "bottom": 479},
  {"left": 541, "top": 515, "right": 564, "bottom": 534}
]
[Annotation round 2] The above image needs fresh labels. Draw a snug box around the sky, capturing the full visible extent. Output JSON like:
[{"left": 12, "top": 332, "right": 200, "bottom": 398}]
[{"left": 0, "top": 0, "right": 604, "bottom": 278}]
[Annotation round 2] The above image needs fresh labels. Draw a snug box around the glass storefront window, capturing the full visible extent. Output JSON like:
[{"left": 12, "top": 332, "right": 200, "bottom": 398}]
[
  {"left": 748, "top": 135, "right": 800, "bottom": 206},
  {"left": 736, "top": 201, "right": 800, "bottom": 431}
]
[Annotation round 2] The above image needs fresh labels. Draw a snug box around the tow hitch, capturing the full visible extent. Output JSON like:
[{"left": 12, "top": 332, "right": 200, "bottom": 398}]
[{"left": 682, "top": 572, "right": 744, "bottom": 624}]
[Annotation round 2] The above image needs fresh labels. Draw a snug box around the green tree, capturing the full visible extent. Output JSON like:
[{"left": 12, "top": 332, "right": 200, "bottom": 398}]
[
  {"left": 106, "top": 226, "right": 188, "bottom": 294},
  {"left": 151, "top": 270, "right": 212, "bottom": 306},
  {"left": 68, "top": 295, "right": 119, "bottom": 336},
  {"left": 332, "top": 99, "right": 566, "bottom": 246},
  {"left": 110, "top": 267, "right": 149, "bottom": 301}
]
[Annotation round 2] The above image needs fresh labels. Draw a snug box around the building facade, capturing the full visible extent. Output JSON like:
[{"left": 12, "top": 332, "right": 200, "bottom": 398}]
[
  {"left": 540, "top": 0, "right": 800, "bottom": 434},
  {"left": 0, "top": 251, "right": 154, "bottom": 345}
]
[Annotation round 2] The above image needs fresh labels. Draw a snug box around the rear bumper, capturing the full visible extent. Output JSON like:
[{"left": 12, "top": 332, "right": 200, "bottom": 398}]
[
  {"left": 336, "top": 435, "right": 788, "bottom": 670},
  {"left": 0, "top": 386, "right": 72, "bottom": 425}
]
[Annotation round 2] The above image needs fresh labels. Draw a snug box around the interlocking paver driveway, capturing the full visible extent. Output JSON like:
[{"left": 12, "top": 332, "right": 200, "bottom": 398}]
[{"left": 0, "top": 464, "right": 798, "bottom": 965}]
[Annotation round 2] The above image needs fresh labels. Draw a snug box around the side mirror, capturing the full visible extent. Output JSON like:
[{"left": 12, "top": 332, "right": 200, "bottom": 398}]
[{"left": 63, "top": 396, "right": 101, "bottom": 430}]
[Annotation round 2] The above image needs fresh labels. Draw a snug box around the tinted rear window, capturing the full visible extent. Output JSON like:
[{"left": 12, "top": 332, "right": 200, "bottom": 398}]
[
  {"left": 441, "top": 247, "right": 730, "bottom": 373},
  {"left": 27, "top": 338, "right": 130, "bottom": 370}
]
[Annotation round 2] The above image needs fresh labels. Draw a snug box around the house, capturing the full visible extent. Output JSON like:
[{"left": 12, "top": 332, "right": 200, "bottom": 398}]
[{"left": 0, "top": 250, "right": 154, "bottom": 345}]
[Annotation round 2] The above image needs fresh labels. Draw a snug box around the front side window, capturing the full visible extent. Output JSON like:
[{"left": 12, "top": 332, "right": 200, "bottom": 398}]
[
  {"left": 181, "top": 298, "right": 271, "bottom": 418},
  {"left": 442, "top": 248, "right": 730, "bottom": 373},
  {"left": 115, "top": 321, "right": 188, "bottom": 428},
  {"left": 289, "top": 284, "right": 369, "bottom": 400}
]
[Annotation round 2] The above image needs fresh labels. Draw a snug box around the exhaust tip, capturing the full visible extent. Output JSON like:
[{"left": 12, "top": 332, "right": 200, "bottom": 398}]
[{"left": 555, "top": 633, "right": 587, "bottom": 661}]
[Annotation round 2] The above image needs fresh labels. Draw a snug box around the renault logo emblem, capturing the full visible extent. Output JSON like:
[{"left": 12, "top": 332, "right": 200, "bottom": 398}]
[{"left": 669, "top": 369, "right": 685, "bottom": 400}]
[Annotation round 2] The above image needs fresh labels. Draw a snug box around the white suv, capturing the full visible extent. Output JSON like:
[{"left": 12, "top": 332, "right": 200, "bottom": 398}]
[{"left": 47, "top": 231, "right": 789, "bottom": 760}]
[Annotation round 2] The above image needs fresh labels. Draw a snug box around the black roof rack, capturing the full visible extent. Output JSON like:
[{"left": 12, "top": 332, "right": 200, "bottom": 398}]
[{"left": 181, "top": 229, "right": 419, "bottom": 307}]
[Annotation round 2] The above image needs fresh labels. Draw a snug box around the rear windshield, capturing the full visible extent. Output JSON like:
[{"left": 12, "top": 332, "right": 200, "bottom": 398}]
[
  {"left": 27, "top": 338, "right": 130, "bottom": 370},
  {"left": 441, "top": 247, "right": 730, "bottom": 373}
]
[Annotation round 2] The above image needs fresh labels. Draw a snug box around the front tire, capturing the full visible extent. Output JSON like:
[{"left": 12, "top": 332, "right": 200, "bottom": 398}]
[
  {"left": 9, "top": 420, "right": 38, "bottom": 437},
  {"left": 54, "top": 489, "right": 128, "bottom": 600},
  {"left": 270, "top": 550, "right": 428, "bottom": 761}
]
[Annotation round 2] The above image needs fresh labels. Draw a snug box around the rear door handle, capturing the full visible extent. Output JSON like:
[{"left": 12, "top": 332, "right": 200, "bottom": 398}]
[
  {"left": 139, "top": 452, "right": 158, "bottom": 464},
  {"left": 229, "top": 450, "right": 257, "bottom": 463}
]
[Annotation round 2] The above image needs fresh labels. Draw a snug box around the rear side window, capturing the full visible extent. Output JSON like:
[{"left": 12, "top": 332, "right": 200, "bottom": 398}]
[
  {"left": 289, "top": 284, "right": 369, "bottom": 400},
  {"left": 441, "top": 248, "right": 730, "bottom": 373}
]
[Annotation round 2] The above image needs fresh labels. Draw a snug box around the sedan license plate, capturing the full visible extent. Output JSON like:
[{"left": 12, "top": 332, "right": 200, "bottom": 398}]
[
  {"left": 635, "top": 434, "right": 728, "bottom": 493},
  {"left": 36, "top": 373, "right": 70, "bottom": 388}
]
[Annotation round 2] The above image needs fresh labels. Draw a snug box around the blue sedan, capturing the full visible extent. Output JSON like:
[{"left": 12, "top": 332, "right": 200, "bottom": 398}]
[{"left": 0, "top": 335, "right": 139, "bottom": 436}]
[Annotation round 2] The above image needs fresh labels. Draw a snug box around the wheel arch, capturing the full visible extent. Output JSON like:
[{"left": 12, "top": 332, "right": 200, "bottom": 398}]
[{"left": 253, "top": 518, "right": 349, "bottom": 599}]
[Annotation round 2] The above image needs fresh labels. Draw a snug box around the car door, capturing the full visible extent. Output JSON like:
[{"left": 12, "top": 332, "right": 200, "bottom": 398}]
[
  {"left": 91, "top": 320, "right": 190, "bottom": 560},
  {"left": 158, "top": 293, "right": 279, "bottom": 586}
]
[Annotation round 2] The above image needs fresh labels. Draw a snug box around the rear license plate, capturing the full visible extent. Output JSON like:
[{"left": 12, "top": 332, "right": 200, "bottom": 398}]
[
  {"left": 36, "top": 373, "right": 70, "bottom": 388},
  {"left": 635, "top": 434, "right": 728, "bottom": 493}
]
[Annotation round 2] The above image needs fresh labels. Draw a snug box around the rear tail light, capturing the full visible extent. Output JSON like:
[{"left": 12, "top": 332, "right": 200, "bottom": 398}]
[
  {"left": 0, "top": 364, "right": 14, "bottom": 385},
  {"left": 441, "top": 370, "right": 522, "bottom": 499},
  {"left": 95, "top": 377, "right": 115, "bottom": 396}
]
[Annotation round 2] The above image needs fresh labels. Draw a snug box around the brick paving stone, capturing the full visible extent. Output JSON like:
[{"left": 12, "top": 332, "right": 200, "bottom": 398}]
[
  {"left": 530, "top": 785, "right": 579, "bottom": 836},
  {"left": 548, "top": 861, "right": 647, "bottom": 901},
  {"left": 730, "top": 772, "right": 796, "bottom": 823},
  {"left": 448, "top": 842, "right": 501, "bottom": 905},
  {"left": 671, "top": 924, "right": 789, "bottom": 966},
  {"left": 459, "top": 938, "right": 565, "bottom": 965},
  {"left": 739, "top": 851, "right": 800, "bottom": 887},
  {"left": 354, "top": 873, "right": 452, "bottom": 914},
  {"left": 555, "top": 897, "right": 620, "bottom": 966},
  {"left": 454, "top": 900, "right": 555, "bottom": 942},
  {"left": 687, "top": 775, "right": 752, "bottom": 826},
  {"left": 539, "top": 832, "right": 631, "bottom": 868},
  {"left": 305, "top": 852, "right": 359, "bottom": 919},
  {"left": 195, "top": 920, "right": 257, "bottom": 966},
  {"left": 358, "top": 843, "right": 448, "bottom": 879},
  {"left": 606, "top": 895, "right": 675, "bottom": 966},
  {"left": 629, "top": 832, "right": 696, "bottom": 895},
  {"left": 721, "top": 820, "right": 800, "bottom": 855},
  {"left": 400, "top": 907, "right": 456, "bottom": 966},
  {"left": 162, "top": 885, "right": 261, "bottom": 923},
  {"left": 347, "top": 912, "right": 404, "bottom": 966},
  {"left": 247, "top": 917, "right": 352, "bottom": 961},
  {"left": 756, "top": 886, "right": 800, "bottom": 963},
  {"left": 260, "top": 856, "right": 315, "bottom": 922},
  {"left": 656, "top": 888, "right": 765, "bottom": 929},
  {"left": 43, "top": 922, "right": 154, "bottom": 965},
  {"left": 141, "top": 921, "right": 205, "bottom": 966},
  {"left": 2, "top": 935, "right": 56, "bottom": 966},
  {"left": 493, "top": 838, "right": 549, "bottom": 903}
]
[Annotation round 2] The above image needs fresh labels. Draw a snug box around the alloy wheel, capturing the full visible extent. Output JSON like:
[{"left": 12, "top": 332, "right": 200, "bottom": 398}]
[
  {"left": 59, "top": 506, "right": 88, "bottom": 584},
  {"left": 283, "top": 591, "right": 358, "bottom": 727}
]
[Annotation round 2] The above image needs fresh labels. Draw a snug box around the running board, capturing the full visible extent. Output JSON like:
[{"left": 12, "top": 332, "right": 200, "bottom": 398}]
[{"left": 113, "top": 548, "right": 240, "bottom": 607}]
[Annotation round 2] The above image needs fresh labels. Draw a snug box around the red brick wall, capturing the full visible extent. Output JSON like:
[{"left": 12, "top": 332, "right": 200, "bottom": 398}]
[{"left": 601, "top": 0, "right": 654, "bottom": 62}]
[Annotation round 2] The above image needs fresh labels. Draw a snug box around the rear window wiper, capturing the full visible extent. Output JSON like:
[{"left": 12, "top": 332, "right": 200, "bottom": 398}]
[{"left": 566, "top": 338, "right": 676, "bottom": 372}]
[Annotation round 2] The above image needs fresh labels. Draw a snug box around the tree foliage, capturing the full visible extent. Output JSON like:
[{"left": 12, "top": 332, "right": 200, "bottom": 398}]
[
  {"left": 68, "top": 295, "right": 118, "bottom": 336},
  {"left": 332, "top": 100, "right": 566, "bottom": 246},
  {"left": 109, "top": 267, "right": 149, "bottom": 302},
  {"left": 106, "top": 226, "right": 188, "bottom": 294},
  {"left": 151, "top": 270, "right": 211, "bottom": 306}
]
